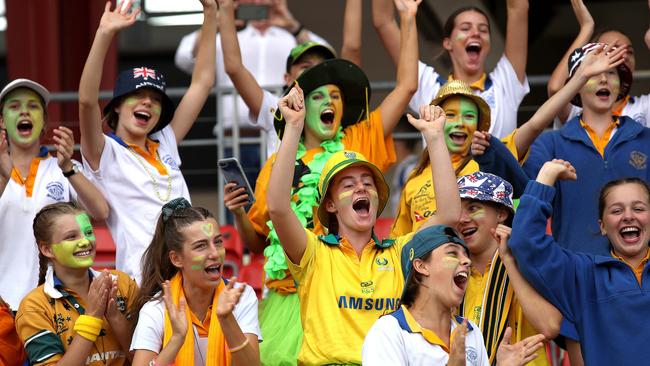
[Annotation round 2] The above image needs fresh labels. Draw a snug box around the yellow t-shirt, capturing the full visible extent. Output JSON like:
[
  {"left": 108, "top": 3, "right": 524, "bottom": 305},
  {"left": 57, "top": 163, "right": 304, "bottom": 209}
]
[
  {"left": 248, "top": 109, "right": 396, "bottom": 290},
  {"left": 463, "top": 259, "right": 549, "bottom": 366},
  {"left": 16, "top": 269, "right": 138, "bottom": 366},
  {"left": 288, "top": 229, "right": 414, "bottom": 365},
  {"left": 390, "top": 130, "right": 520, "bottom": 237}
]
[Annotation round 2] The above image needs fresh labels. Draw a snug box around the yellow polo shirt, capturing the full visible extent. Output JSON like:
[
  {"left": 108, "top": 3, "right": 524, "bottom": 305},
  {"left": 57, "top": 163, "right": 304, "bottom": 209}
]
[
  {"left": 16, "top": 269, "right": 138, "bottom": 366},
  {"left": 287, "top": 229, "right": 414, "bottom": 365},
  {"left": 391, "top": 131, "right": 521, "bottom": 237},
  {"left": 463, "top": 259, "right": 549, "bottom": 366}
]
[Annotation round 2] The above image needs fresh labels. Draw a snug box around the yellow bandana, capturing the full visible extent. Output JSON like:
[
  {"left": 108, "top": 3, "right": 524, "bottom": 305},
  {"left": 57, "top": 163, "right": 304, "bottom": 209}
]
[{"left": 163, "top": 272, "right": 231, "bottom": 366}]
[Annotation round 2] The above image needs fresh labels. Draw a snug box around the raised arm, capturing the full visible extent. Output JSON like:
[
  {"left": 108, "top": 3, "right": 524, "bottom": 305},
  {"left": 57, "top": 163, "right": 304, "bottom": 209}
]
[
  {"left": 268, "top": 0, "right": 317, "bottom": 44},
  {"left": 53, "top": 127, "right": 109, "bottom": 220},
  {"left": 218, "top": 0, "right": 266, "bottom": 119},
  {"left": 341, "top": 0, "right": 363, "bottom": 66},
  {"left": 267, "top": 86, "right": 308, "bottom": 264},
  {"left": 372, "top": 0, "right": 400, "bottom": 65},
  {"left": 504, "top": 0, "right": 529, "bottom": 83},
  {"left": 510, "top": 160, "right": 582, "bottom": 322},
  {"left": 494, "top": 225, "right": 562, "bottom": 339},
  {"left": 378, "top": 0, "right": 420, "bottom": 138},
  {"left": 407, "top": 105, "right": 461, "bottom": 229},
  {"left": 78, "top": 1, "right": 139, "bottom": 171},
  {"left": 170, "top": 0, "right": 218, "bottom": 142},
  {"left": 0, "top": 131, "right": 10, "bottom": 196},
  {"left": 547, "top": 0, "right": 594, "bottom": 121},
  {"left": 513, "top": 43, "right": 627, "bottom": 157}
]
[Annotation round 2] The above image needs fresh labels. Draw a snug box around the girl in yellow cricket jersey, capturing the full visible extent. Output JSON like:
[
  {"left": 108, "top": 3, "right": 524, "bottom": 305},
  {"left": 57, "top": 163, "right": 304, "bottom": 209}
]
[
  {"left": 267, "top": 81, "right": 461, "bottom": 364},
  {"left": 16, "top": 202, "right": 137, "bottom": 366}
]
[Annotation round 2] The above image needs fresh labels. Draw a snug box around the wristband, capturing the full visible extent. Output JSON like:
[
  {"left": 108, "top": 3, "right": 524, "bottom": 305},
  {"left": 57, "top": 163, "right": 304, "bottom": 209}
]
[
  {"left": 291, "top": 23, "right": 304, "bottom": 37},
  {"left": 228, "top": 337, "right": 250, "bottom": 353},
  {"left": 73, "top": 315, "right": 103, "bottom": 342}
]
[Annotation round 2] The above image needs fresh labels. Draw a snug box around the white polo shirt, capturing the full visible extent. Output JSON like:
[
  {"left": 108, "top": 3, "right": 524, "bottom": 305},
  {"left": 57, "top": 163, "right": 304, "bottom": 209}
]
[
  {"left": 555, "top": 94, "right": 650, "bottom": 128},
  {"left": 130, "top": 283, "right": 262, "bottom": 362},
  {"left": 410, "top": 55, "right": 530, "bottom": 139},
  {"left": 362, "top": 306, "right": 489, "bottom": 366},
  {"left": 0, "top": 152, "right": 77, "bottom": 310},
  {"left": 82, "top": 126, "right": 190, "bottom": 283}
]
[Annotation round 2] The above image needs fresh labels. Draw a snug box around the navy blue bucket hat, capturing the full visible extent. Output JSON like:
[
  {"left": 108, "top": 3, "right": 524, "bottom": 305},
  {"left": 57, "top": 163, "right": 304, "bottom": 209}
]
[{"left": 103, "top": 67, "right": 176, "bottom": 134}]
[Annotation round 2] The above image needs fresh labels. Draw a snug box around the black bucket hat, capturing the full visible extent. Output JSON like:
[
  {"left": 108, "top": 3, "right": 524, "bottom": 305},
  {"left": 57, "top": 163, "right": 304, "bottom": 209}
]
[
  {"left": 103, "top": 67, "right": 176, "bottom": 134},
  {"left": 273, "top": 58, "right": 370, "bottom": 139}
]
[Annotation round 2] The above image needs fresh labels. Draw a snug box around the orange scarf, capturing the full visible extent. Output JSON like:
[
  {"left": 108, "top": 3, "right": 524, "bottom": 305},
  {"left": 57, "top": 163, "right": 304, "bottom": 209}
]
[{"left": 163, "top": 272, "right": 231, "bottom": 366}]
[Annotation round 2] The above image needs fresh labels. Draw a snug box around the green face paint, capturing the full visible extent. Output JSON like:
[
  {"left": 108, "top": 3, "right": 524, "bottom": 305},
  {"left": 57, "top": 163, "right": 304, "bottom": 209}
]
[
  {"left": 75, "top": 214, "right": 96, "bottom": 242},
  {"left": 201, "top": 223, "right": 214, "bottom": 237},
  {"left": 442, "top": 96, "right": 478, "bottom": 154},
  {"left": 191, "top": 255, "right": 206, "bottom": 270},
  {"left": 442, "top": 256, "right": 460, "bottom": 269},
  {"left": 305, "top": 85, "right": 343, "bottom": 141},
  {"left": 52, "top": 238, "right": 94, "bottom": 268},
  {"left": 2, "top": 89, "right": 45, "bottom": 145}
]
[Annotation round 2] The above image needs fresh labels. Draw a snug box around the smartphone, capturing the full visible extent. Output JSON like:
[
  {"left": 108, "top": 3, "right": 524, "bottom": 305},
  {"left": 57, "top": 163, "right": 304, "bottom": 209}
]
[
  {"left": 235, "top": 4, "right": 269, "bottom": 21},
  {"left": 218, "top": 158, "right": 256, "bottom": 204}
]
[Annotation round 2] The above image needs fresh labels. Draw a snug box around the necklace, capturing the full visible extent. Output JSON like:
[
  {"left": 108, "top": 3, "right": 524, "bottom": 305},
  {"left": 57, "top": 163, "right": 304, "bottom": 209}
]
[{"left": 126, "top": 147, "right": 173, "bottom": 202}]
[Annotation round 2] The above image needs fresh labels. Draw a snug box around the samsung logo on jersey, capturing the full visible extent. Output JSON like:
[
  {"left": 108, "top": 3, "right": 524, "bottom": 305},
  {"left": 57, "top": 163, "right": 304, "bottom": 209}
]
[{"left": 337, "top": 296, "right": 400, "bottom": 311}]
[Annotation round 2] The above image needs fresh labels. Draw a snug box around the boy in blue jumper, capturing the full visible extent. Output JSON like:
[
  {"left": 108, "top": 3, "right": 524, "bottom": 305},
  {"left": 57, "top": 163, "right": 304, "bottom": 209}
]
[{"left": 510, "top": 159, "right": 650, "bottom": 366}]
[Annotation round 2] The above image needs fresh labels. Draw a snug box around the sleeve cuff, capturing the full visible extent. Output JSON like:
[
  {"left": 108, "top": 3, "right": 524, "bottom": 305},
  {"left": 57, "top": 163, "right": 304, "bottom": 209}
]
[{"left": 525, "top": 180, "right": 556, "bottom": 202}]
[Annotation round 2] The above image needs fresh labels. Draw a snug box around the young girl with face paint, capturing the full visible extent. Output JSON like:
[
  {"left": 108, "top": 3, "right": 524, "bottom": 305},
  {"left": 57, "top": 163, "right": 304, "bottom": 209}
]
[
  {"left": 547, "top": 0, "right": 650, "bottom": 128},
  {"left": 391, "top": 77, "right": 554, "bottom": 237},
  {"left": 373, "top": 0, "right": 529, "bottom": 138},
  {"left": 267, "top": 81, "right": 461, "bottom": 364},
  {"left": 78, "top": 0, "right": 217, "bottom": 283},
  {"left": 509, "top": 159, "right": 650, "bottom": 366},
  {"left": 454, "top": 171, "right": 560, "bottom": 366},
  {"left": 0, "top": 79, "right": 109, "bottom": 312},
  {"left": 130, "top": 198, "right": 261, "bottom": 366},
  {"left": 362, "top": 224, "right": 546, "bottom": 366},
  {"left": 15, "top": 202, "right": 137, "bottom": 366}
]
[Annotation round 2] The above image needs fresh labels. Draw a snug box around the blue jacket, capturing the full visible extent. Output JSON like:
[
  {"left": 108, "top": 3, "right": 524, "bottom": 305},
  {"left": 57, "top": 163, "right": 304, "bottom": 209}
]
[
  {"left": 511, "top": 181, "right": 650, "bottom": 366},
  {"left": 473, "top": 135, "right": 529, "bottom": 198},
  {"left": 521, "top": 115, "right": 650, "bottom": 255}
]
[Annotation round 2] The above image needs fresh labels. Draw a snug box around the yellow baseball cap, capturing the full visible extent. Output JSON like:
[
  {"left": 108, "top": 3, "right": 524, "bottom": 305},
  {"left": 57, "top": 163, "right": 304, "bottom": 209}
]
[{"left": 317, "top": 150, "right": 389, "bottom": 229}]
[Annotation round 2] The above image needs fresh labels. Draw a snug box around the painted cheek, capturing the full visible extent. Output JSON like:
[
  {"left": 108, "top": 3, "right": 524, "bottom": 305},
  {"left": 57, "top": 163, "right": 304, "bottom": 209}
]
[
  {"left": 123, "top": 97, "right": 139, "bottom": 107},
  {"left": 442, "top": 256, "right": 460, "bottom": 269},
  {"left": 368, "top": 189, "right": 379, "bottom": 207},
  {"left": 584, "top": 78, "right": 599, "bottom": 94},
  {"left": 338, "top": 190, "right": 354, "bottom": 206},
  {"left": 191, "top": 255, "right": 206, "bottom": 270},
  {"left": 152, "top": 104, "right": 162, "bottom": 117},
  {"left": 455, "top": 32, "right": 467, "bottom": 42},
  {"left": 611, "top": 79, "right": 621, "bottom": 95},
  {"left": 468, "top": 208, "right": 486, "bottom": 220},
  {"left": 52, "top": 239, "right": 94, "bottom": 268}
]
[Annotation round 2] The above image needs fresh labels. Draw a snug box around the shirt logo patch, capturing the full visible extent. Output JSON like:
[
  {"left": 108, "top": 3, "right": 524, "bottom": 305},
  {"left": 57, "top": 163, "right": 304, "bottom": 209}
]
[
  {"left": 162, "top": 154, "right": 180, "bottom": 171},
  {"left": 629, "top": 151, "right": 647, "bottom": 170},
  {"left": 46, "top": 182, "right": 65, "bottom": 201},
  {"left": 375, "top": 257, "right": 394, "bottom": 272},
  {"left": 466, "top": 346, "right": 478, "bottom": 365}
]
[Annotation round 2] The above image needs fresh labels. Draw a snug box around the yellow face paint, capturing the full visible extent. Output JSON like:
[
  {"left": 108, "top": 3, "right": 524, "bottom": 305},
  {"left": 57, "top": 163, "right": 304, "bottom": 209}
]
[
  {"left": 369, "top": 189, "right": 379, "bottom": 207},
  {"left": 191, "top": 255, "right": 206, "bottom": 270},
  {"left": 52, "top": 238, "right": 94, "bottom": 268},
  {"left": 338, "top": 190, "right": 354, "bottom": 205},
  {"left": 442, "top": 95, "right": 478, "bottom": 154},
  {"left": 2, "top": 89, "right": 45, "bottom": 145},
  {"left": 442, "top": 256, "right": 460, "bottom": 269},
  {"left": 201, "top": 223, "right": 214, "bottom": 237},
  {"left": 468, "top": 208, "right": 486, "bottom": 220}
]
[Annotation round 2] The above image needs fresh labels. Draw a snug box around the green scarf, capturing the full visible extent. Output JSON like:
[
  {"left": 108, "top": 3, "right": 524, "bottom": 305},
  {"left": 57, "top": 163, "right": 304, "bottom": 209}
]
[{"left": 264, "top": 128, "right": 345, "bottom": 280}]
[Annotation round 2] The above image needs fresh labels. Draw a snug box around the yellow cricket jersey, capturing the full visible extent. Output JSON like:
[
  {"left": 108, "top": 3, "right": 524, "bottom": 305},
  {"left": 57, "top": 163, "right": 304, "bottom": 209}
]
[
  {"left": 391, "top": 130, "right": 521, "bottom": 237},
  {"left": 16, "top": 269, "right": 138, "bottom": 366},
  {"left": 287, "top": 228, "right": 414, "bottom": 365},
  {"left": 463, "top": 258, "right": 550, "bottom": 366},
  {"left": 248, "top": 109, "right": 396, "bottom": 292}
]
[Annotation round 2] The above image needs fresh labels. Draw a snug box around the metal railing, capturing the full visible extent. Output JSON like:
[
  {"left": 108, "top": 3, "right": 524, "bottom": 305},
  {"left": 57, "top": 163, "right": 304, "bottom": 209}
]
[{"left": 47, "top": 70, "right": 650, "bottom": 220}]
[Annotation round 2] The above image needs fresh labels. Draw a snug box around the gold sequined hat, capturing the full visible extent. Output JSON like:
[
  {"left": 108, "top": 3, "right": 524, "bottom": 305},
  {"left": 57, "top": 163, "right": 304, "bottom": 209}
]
[{"left": 429, "top": 80, "right": 491, "bottom": 132}]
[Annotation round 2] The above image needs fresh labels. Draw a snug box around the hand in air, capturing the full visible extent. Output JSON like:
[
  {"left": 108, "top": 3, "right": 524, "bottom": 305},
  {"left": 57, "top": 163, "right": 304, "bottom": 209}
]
[{"left": 99, "top": 0, "right": 140, "bottom": 34}]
